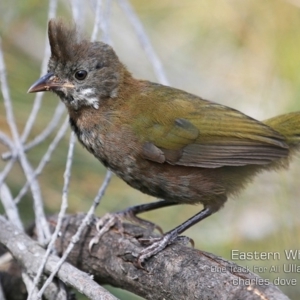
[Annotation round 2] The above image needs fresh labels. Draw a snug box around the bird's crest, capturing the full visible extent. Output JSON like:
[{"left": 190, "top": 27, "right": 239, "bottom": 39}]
[{"left": 48, "top": 19, "right": 89, "bottom": 64}]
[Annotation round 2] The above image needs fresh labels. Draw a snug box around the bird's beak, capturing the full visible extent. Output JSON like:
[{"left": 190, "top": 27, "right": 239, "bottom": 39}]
[{"left": 27, "top": 72, "right": 74, "bottom": 93}]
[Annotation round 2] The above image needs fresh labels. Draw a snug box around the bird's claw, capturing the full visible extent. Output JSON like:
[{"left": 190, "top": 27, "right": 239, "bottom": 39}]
[
  {"left": 89, "top": 210, "right": 164, "bottom": 253},
  {"left": 89, "top": 213, "right": 123, "bottom": 252},
  {"left": 137, "top": 234, "right": 174, "bottom": 268},
  {"left": 137, "top": 233, "right": 193, "bottom": 268}
]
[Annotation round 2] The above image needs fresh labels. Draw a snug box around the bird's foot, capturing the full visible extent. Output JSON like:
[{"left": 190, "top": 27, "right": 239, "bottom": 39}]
[
  {"left": 89, "top": 213, "right": 122, "bottom": 251},
  {"left": 89, "top": 209, "right": 163, "bottom": 252},
  {"left": 137, "top": 232, "right": 194, "bottom": 268}
]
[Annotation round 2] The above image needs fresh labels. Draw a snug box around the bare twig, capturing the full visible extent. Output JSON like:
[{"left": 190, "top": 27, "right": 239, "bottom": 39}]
[
  {"left": 0, "top": 39, "right": 50, "bottom": 244},
  {"left": 26, "top": 127, "right": 72, "bottom": 298},
  {"left": 38, "top": 170, "right": 112, "bottom": 298},
  {"left": 0, "top": 160, "right": 15, "bottom": 190},
  {"left": 70, "top": 0, "right": 85, "bottom": 25},
  {"left": 117, "top": 0, "right": 169, "bottom": 85},
  {"left": 4, "top": 213, "right": 289, "bottom": 300},
  {"left": 102, "top": 0, "right": 113, "bottom": 44},
  {"left": 90, "top": 0, "right": 104, "bottom": 42},
  {"left": 0, "top": 183, "right": 23, "bottom": 231},
  {"left": 0, "top": 216, "right": 118, "bottom": 300},
  {"left": 2, "top": 102, "right": 65, "bottom": 161},
  {"left": 14, "top": 117, "right": 69, "bottom": 204},
  {"left": 21, "top": 0, "right": 58, "bottom": 143},
  {"left": 0, "top": 131, "right": 14, "bottom": 151},
  {"left": 23, "top": 273, "right": 39, "bottom": 300},
  {"left": 35, "top": 132, "right": 76, "bottom": 298},
  {"left": 90, "top": 0, "right": 112, "bottom": 44}
]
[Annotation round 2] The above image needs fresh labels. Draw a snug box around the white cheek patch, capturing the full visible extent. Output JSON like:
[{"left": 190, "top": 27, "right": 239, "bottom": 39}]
[
  {"left": 72, "top": 88, "right": 99, "bottom": 109},
  {"left": 81, "top": 88, "right": 96, "bottom": 96}
]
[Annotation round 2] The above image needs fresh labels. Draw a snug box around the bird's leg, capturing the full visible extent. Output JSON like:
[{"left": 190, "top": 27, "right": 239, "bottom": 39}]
[
  {"left": 117, "top": 200, "right": 179, "bottom": 233},
  {"left": 137, "top": 205, "right": 219, "bottom": 268},
  {"left": 89, "top": 200, "right": 179, "bottom": 251}
]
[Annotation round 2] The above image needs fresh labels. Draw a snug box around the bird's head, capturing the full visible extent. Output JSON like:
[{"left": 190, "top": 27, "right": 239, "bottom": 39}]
[{"left": 28, "top": 19, "right": 124, "bottom": 110}]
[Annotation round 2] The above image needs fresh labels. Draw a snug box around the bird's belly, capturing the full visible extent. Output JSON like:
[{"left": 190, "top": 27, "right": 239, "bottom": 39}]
[{"left": 111, "top": 159, "right": 226, "bottom": 205}]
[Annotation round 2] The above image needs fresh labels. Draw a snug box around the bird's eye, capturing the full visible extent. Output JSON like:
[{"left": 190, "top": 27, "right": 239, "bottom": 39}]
[{"left": 75, "top": 70, "right": 88, "bottom": 80}]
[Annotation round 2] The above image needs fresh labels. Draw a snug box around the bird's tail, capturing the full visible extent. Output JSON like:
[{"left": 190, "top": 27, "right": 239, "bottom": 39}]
[{"left": 264, "top": 112, "right": 300, "bottom": 153}]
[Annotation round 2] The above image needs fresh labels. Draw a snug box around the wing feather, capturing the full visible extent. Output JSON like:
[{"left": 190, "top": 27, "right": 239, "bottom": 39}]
[{"left": 134, "top": 84, "right": 289, "bottom": 168}]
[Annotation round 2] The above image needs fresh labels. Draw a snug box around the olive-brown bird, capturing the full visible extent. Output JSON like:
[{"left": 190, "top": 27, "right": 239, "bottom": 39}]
[{"left": 29, "top": 19, "right": 300, "bottom": 265}]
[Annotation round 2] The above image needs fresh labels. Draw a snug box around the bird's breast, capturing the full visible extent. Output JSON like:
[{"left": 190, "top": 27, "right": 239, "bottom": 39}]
[
  {"left": 69, "top": 116, "right": 106, "bottom": 160},
  {"left": 68, "top": 113, "right": 141, "bottom": 171}
]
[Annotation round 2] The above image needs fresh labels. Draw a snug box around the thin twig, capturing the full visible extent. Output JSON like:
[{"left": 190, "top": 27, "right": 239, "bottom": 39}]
[
  {"left": 117, "top": 0, "right": 169, "bottom": 85},
  {"left": 0, "top": 131, "right": 14, "bottom": 150},
  {"left": 2, "top": 102, "right": 65, "bottom": 161},
  {"left": 90, "top": 0, "right": 112, "bottom": 44},
  {"left": 102, "top": 0, "right": 113, "bottom": 44},
  {"left": 0, "top": 216, "right": 118, "bottom": 300},
  {"left": 14, "top": 117, "right": 69, "bottom": 204},
  {"left": 70, "top": 0, "right": 84, "bottom": 25},
  {"left": 23, "top": 273, "right": 39, "bottom": 300},
  {"left": 0, "top": 39, "right": 50, "bottom": 244},
  {"left": 90, "top": 0, "right": 104, "bottom": 42},
  {"left": 0, "top": 183, "right": 23, "bottom": 231},
  {"left": 0, "top": 39, "right": 20, "bottom": 180},
  {"left": 34, "top": 132, "right": 76, "bottom": 299},
  {"left": 0, "top": 160, "right": 15, "bottom": 190},
  {"left": 21, "top": 0, "right": 58, "bottom": 143},
  {"left": 21, "top": 102, "right": 65, "bottom": 149},
  {"left": 37, "top": 170, "right": 112, "bottom": 297}
]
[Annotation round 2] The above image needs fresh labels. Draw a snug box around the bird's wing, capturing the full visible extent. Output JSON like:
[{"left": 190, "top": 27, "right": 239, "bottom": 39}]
[{"left": 133, "top": 95, "right": 288, "bottom": 168}]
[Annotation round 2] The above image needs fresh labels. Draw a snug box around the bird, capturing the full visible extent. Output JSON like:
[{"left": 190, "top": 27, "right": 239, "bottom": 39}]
[{"left": 28, "top": 19, "right": 300, "bottom": 266}]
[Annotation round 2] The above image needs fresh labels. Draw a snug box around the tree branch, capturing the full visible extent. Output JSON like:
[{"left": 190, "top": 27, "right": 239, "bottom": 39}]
[
  {"left": 3, "top": 213, "right": 289, "bottom": 300},
  {"left": 0, "top": 216, "right": 118, "bottom": 300}
]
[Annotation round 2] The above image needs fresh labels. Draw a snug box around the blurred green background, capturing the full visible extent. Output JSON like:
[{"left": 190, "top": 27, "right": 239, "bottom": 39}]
[{"left": 1, "top": 0, "right": 300, "bottom": 299}]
